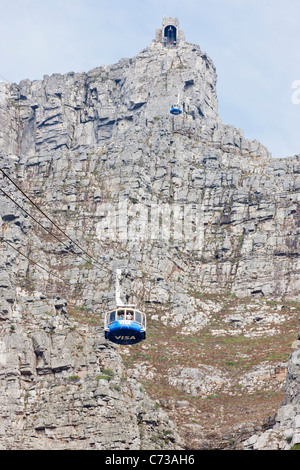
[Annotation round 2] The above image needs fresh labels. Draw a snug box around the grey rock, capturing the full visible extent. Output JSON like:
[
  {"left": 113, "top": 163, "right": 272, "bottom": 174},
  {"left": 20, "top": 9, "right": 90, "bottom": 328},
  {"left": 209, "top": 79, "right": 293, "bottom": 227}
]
[{"left": 0, "top": 21, "right": 300, "bottom": 450}]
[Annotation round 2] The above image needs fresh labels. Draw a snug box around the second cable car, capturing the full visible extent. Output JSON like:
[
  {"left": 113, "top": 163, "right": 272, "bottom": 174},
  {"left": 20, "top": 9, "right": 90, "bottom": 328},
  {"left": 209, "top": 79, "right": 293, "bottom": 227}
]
[
  {"left": 170, "top": 94, "right": 182, "bottom": 115},
  {"left": 170, "top": 105, "right": 182, "bottom": 115}
]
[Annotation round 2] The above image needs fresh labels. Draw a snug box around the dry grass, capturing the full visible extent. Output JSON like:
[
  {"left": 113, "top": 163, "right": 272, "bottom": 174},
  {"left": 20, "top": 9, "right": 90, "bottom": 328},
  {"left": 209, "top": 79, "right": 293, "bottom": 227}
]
[{"left": 121, "top": 293, "right": 300, "bottom": 449}]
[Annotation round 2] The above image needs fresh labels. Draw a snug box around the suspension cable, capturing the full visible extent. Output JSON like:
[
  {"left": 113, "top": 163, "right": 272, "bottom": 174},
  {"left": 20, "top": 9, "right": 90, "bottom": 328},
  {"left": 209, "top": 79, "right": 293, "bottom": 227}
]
[
  {"left": 0, "top": 168, "right": 113, "bottom": 275},
  {"left": 0, "top": 236, "right": 64, "bottom": 282},
  {"left": 1, "top": 186, "right": 73, "bottom": 249},
  {"left": 0, "top": 167, "right": 150, "bottom": 285},
  {"left": 0, "top": 186, "right": 111, "bottom": 270},
  {"left": 0, "top": 74, "right": 10, "bottom": 83}
]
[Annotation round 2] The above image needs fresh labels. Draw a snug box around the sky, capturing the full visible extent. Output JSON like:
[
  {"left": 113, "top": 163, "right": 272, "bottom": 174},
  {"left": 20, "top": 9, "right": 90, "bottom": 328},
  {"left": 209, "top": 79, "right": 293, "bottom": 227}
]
[{"left": 0, "top": 0, "right": 299, "bottom": 158}]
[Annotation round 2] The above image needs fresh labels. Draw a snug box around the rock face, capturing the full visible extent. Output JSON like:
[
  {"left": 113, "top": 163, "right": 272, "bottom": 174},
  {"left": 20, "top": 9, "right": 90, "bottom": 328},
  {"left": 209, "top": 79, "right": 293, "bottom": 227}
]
[
  {"left": 0, "top": 296, "right": 182, "bottom": 449},
  {"left": 1, "top": 40, "right": 299, "bottom": 304},
  {"left": 243, "top": 346, "right": 300, "bottom": 450},
  {"left": 1, "top": 26, "right": 300, "bottom": 449}
]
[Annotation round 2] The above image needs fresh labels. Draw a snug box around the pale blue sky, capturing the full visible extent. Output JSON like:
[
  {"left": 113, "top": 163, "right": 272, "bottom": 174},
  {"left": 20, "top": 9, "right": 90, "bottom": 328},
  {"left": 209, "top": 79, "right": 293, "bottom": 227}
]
[{"left": 0, "top": 0, "right": 299, "bottom": 158}]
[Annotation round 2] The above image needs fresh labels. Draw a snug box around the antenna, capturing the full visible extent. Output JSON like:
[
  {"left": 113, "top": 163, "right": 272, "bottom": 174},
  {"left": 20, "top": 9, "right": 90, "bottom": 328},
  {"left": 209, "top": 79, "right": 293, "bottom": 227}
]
[
  {"left": 115, "top": 268, "right": 136, "bottom": 308},
  {"left": 115, "top": 268, "right": 123, "bottom": 307}
]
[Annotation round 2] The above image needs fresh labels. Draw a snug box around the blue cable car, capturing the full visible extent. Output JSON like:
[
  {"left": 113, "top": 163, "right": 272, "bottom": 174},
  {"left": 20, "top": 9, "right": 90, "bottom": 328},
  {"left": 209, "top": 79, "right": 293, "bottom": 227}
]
[
  {"left": 170, "top": 105, "right": 182, "bottom": 115},
  {"left": 104, "top": 306, "right": 146, "bottom": 345},
  {"left": 170, "top": 94, "right": 182, "bottom": 115}
]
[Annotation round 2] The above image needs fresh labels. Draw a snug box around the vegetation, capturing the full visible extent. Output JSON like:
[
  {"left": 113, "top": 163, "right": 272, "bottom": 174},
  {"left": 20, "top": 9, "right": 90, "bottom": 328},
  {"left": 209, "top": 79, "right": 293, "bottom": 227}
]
[
  {"left": 96, "top": 369, "right": 115, "bottom": 382},
  {"left": 120, "top": 292, "right": 300, "bottom": 448}
]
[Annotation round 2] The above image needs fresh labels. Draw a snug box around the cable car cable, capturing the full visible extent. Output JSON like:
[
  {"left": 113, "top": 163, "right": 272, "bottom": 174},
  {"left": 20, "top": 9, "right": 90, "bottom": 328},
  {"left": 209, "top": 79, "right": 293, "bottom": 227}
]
[
  {"left": 0, "top": 74, "right": 10, "bottom": 83},
  {"left": 0, "top": 236, "right": 64, "bottom": 282},
  {"left": 0, "top": 168, "right": 112, "bottom": 275},
  {"left": 1, "top": 187, "right": 75, "bottom": 251},
  {"left": 0, "top": 236, "right": 89, "bottom": 314},
  {"left": 1, "top": 167, "right": 151, "bottom": 285},
  {"left": 0, "top": 186, "right": 112, "bottom": 272}
]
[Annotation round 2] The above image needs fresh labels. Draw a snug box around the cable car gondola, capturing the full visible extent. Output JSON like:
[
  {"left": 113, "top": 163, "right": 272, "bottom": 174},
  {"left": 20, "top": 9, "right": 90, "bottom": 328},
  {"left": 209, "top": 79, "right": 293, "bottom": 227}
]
[
  {"left": 170, "top": 105, "right": 182, "bottom": 115},
  {"left": 170, "top": 94, "right": 182, "bottom": 115},
  {"left": 104, "top": 306, "right": 146, "bottom": 345}
]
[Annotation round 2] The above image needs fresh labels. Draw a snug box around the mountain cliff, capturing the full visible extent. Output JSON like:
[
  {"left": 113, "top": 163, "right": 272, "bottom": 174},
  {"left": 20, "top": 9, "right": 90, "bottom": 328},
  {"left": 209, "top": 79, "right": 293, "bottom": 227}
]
[{"left": 1, "top": 31, "right": 300, "bottom": 450}]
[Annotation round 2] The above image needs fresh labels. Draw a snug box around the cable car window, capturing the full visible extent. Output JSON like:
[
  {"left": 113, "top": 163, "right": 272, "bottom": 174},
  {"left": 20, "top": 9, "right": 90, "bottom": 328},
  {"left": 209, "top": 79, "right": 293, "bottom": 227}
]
[
  {"left": 135, "top": 311, "right": 142, "bottom": 324},
  {"left": 110, "top": 311, "right": 116, "bottom": 324},
  {"left": 126, "top": 309, "right": 134, "bottom": 320},
  {"left": 142, "top": 314, "right": 146, "bottom": 327},
  {"left": 117, "top": 310, "right": 125, "bottom": 320}
]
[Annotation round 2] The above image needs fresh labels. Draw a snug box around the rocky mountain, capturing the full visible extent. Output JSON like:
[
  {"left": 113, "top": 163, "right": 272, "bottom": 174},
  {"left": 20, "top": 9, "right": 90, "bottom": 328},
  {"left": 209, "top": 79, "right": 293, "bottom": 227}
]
[{"left": 1, "top": 20, "right": 300, "bottom": 449}]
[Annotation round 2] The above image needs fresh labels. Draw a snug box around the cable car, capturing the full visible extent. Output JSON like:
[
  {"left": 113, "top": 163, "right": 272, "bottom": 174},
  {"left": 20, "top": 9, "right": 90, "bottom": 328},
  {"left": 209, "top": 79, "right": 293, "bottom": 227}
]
[
  {"left": 170, "top": 94, "right": 182, "bottom": 115},
  {"left": 170, "top": 105, "right": 182, "bottom": 115},
  {"left": 104, "top": 306, "right": 146, "bottom": 345}
]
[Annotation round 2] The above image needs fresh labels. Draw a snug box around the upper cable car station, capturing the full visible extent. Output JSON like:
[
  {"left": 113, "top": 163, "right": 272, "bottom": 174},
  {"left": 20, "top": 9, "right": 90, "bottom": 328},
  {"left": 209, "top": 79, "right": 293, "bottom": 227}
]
[{"left": 155, "top": 17, "right": 185, "bottom": 48}]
